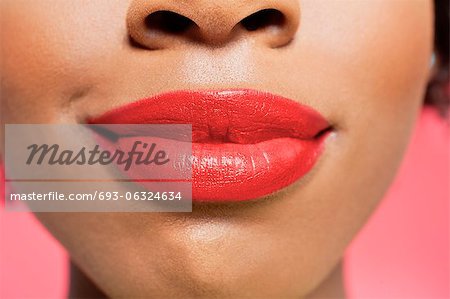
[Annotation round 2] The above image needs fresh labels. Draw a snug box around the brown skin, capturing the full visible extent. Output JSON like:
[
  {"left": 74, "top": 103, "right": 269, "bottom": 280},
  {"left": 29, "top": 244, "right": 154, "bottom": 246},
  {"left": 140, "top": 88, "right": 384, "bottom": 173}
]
[{"left": 0, "top": 0, "right": 434, "bottom": 298}]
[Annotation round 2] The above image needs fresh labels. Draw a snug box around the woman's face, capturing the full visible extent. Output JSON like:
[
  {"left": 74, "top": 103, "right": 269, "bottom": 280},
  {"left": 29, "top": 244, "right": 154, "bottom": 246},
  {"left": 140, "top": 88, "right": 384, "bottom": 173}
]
[{"left": 1, "top": 0, "right": 433, "bottom": 297}]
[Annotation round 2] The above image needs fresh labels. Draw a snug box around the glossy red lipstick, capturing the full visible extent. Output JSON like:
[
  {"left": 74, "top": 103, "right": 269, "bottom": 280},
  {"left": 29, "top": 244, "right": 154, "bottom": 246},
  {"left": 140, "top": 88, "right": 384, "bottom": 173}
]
[{"left": 89, "top": 89, "right": 330, "bottom": 202}]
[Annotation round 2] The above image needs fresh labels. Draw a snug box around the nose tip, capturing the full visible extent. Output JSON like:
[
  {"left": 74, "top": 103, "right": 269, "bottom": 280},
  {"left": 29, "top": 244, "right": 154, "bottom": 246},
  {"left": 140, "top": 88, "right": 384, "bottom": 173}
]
[{"left": 127, "top": 0, "right": 300, "bottom": 49}]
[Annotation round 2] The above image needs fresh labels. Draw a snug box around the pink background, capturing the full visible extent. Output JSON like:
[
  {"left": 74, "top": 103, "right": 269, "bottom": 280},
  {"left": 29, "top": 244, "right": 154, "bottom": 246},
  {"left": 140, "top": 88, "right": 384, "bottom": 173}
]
[{"left": 1, "top": 108, "right": 449, "bottom": 298}]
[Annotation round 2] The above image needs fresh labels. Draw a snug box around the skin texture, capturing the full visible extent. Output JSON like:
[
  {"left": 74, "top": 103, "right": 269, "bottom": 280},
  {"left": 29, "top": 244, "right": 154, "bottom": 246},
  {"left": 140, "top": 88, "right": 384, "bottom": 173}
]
[{"left": 0, "top": 0, "right": 434, "bottom": 298}]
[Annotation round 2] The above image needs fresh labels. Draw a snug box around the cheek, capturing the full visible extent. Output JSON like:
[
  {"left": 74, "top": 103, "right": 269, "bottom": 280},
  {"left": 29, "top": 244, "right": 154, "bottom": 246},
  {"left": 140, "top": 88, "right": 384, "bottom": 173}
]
[
  {"left": 298, "top": 0, "right": 434, "bottom": 107},
  {"left": 295, "top": 0, "right": 434, "bottom": 183},
  {"left": 0, "top": 1, "right": 128, "bottom": 123},
  {"left": 310, "top": 0, "right": 434, "bottom": 168},
  {"left": 327, "top": 1, "right": 434, "bottom": 183}
]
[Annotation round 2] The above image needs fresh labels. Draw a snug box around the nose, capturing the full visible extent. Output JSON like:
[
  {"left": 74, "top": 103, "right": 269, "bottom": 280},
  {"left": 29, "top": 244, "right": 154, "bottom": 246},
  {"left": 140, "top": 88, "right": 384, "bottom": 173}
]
[{"left": 127, "top": 0, "right": 300, "bottom": 49}]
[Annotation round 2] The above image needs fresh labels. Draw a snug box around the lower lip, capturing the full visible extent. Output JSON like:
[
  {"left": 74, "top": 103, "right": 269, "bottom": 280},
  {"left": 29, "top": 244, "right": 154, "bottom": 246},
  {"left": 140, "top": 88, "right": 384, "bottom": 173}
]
[
  {"left": 114, "top": 134, "right": 327, "bottom": 202},
  {"left": 189, "top": 135, "right": 327, "bottom": 202}
]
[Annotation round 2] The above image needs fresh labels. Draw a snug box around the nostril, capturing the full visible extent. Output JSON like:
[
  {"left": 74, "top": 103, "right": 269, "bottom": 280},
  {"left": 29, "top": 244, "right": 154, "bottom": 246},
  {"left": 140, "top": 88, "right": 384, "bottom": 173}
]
[
  {"left": 145, "top": 11, "right": 195, "bottom": 35},
  {"left": 127, "top": 2, "right": 299, "bottom": 50},
  {"left": 240, "top": 9, "right": 285, "bottom": 32}
]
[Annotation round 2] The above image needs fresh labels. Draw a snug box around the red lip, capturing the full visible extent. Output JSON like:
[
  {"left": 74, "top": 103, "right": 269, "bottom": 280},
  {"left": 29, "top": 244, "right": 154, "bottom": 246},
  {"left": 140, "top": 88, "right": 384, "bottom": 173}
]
[{"left": 89, "top": 89, "right": 330, "bottom": 202}]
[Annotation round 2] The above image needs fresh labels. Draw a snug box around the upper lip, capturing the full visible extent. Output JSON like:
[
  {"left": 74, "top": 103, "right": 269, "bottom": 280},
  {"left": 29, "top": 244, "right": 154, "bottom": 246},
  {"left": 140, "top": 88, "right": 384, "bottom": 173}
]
[{"left": 88, "top": 89, "right": 330, "bottom": 143}]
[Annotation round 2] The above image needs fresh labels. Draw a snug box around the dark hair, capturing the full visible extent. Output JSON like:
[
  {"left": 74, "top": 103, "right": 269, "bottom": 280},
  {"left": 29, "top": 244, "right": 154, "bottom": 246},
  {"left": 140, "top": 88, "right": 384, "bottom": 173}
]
[{"left": 426, "top": 0, "right": 449, "bottom": 117}]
